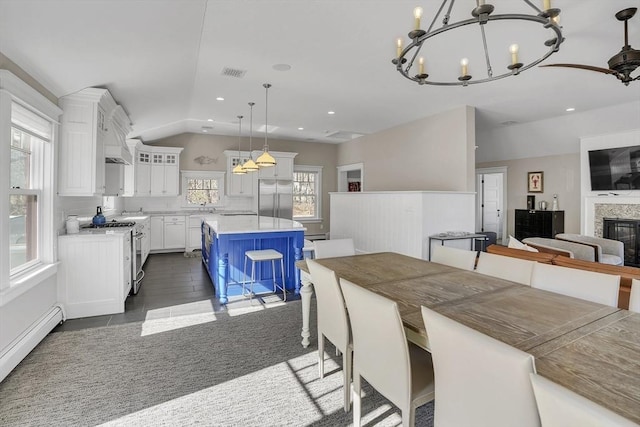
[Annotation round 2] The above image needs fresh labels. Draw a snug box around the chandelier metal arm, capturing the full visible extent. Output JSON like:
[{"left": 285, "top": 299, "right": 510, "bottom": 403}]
[
  {"left": 395, "top": 12, "right": 563, "bottom": 86},
  {"left": 479, "top": 22, "right": 493, "bottom": 78},
  {"left": 522, "top": 0, "right": 543, "bottom": 15}
]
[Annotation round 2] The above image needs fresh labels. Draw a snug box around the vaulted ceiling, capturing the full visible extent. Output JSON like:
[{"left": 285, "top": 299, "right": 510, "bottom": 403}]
[{"left": 1, "top": 0, "right": 639, "bottom": 144}]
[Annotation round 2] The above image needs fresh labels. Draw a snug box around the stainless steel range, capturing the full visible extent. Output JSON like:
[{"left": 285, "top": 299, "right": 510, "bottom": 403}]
[{"left": 82, "top": 220, "right": 145, "bottom": 294}]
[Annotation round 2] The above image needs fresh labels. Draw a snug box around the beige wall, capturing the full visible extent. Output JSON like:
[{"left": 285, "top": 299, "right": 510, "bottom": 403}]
[
  {"left": 478, "top": 152, "right": 581, "bottom": 237},
  {"left": 148, "top": 133, "right": 338, "bottom": 235},
  {"left": 337, "top": 105, "right": 476, "bottom": 192}
]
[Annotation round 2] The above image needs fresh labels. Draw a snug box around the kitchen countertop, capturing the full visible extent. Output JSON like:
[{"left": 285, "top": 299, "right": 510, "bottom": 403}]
[{"left": 205, "top": 215, "right": 305, "bottom": 234}]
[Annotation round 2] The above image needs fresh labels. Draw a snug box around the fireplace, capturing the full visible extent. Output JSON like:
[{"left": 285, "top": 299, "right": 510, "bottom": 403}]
[{"left": 603, "top": 218, "right": 640, "bottom": 267}]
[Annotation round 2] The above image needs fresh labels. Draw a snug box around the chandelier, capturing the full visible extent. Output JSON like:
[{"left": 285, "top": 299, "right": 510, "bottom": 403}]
[{"left": 392, "top": 0, "right": 564, "bottom": 86}]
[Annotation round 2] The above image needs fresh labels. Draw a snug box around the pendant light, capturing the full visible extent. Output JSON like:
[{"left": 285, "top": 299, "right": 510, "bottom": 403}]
[
  {"left": 256, "top": 83, "right": 276, "bottom": 167},
  {"left": 242, "top": 102, "right": 259, "bottom": 172},
  {"left": 232, "top": 115, "right": 246, "bottom": 175}
]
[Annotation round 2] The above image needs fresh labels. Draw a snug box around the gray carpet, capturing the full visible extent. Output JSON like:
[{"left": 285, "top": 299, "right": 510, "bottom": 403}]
[{"left": 0, "top": 300, "right": 434, "bottom": 426}]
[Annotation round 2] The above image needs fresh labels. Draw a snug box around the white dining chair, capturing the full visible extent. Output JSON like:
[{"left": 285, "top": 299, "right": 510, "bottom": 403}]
[
  {"left": 421, "top": 306, "right": 540, "bottom": 427},
  {"left": 475, "top": 251, "right": 536, "bottom": 285},
  {"left": 629, "top": 279, "right": 640, "bottom": 313},
  {"left": 430, "top": 245, "right": 477, "bottom": 271},
  {"left": 340, "top": 279, "right": 434, "bottom": 427},
  {"left": 530, "top": 373, "right": 638, "bottom": 427},
  {"left": 313, "top": 238, "right": 356, "bottom": 259},
  {"left": 306, "top": 259, "right": 352, "bottom": 412},
  {"left": 530, "top": 262, "right": 620, "bottom": 307}
]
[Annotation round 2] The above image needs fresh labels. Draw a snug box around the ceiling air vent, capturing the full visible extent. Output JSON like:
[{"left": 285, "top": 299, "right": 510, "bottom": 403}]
[
  {"left": 221, "top": 67, "right": 247, "bottom": 79},
  {"left": 326, "top": 130, "right": 364, "bottom": 140}
]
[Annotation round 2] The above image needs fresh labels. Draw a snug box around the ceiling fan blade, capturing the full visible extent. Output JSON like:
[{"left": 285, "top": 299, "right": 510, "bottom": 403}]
[{"left": 540, "top": 63, "right": 618, "bottom": 75}]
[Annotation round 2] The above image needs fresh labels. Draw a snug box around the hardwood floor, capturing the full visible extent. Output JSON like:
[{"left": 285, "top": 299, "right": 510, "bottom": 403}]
[{"left": 54, "top": 252, "right": 292, "bottom": 332}]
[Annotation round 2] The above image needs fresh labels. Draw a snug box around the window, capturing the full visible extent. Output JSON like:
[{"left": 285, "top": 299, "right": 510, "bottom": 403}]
[
  {"left": 2, "top": 71, "right": 60, "bottom": 294},
  {"left": 10, "top": 127, "right": 42, "bottom": 271},
  {"left": 293, "top": 165, "right": 322, "bottom": 221},
  {"left": 181, "top": 171, "right": 225, "bottom": 207}
]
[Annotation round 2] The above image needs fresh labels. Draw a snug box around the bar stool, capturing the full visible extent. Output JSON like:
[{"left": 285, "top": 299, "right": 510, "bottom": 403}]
[{"left": 243, "top": 249, "right": 286, "bottom": 301}]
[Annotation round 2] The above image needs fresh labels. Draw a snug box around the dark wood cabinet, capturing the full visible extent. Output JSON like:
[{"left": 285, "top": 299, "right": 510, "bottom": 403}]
[{"left": 514, "top": 210, "right": 564, "bottom": 240}]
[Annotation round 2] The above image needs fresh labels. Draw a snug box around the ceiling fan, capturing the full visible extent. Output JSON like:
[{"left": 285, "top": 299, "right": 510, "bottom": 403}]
[{"left": 541, "top": 7, "right": 640, "bottom": 86}]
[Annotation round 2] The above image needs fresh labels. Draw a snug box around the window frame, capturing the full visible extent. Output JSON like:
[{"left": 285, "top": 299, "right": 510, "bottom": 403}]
[
  {"left": 180, "top": 170, "right": 225, "bottom": 208},
  {"left": 293, "top": 165, "right": 323, "bottom": 223},
  {"left": 1, "top": 70, "right": 62, "bottom": 296}
]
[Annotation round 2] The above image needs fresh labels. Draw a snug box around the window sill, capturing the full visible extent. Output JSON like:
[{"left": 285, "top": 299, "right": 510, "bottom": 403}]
[
  {"left": 1, "top": 263, "right": 58, "bottom": 306},
  {"left": 294, "top": 218, "right": 323, "bottom": 224}
]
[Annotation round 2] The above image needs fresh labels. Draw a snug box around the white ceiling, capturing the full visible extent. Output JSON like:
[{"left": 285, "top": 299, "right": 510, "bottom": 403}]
[{"left": 1, "top": 0, "right": 639, "bottom": 144}]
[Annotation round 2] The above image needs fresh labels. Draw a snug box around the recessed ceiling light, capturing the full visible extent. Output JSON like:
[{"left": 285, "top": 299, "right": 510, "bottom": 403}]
[
  {"left": 273, "top": 63, "right": 292, "bottom": 71},
  {"left": 566, "top": 107, "right": 575, "bottom": 112},
  {"left": 328, "top": 111, "right": 335, "bottom": 115},
  {"left": 207, "top": 118, "right": 214, "bottom": 122},
  {"left": 202, "top": 130, "right": 208, "bottom": 133},
  {"left": 216, "top": 97, "right": 224, "bottom": 101},
  {"left": 298, "top": 127, "right": 304, "bottom": 130}
]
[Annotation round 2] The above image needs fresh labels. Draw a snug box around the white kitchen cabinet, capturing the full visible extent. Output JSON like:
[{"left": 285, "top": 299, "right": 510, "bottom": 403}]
[
  {"left": 150, "top": 216, "right": 164, "bottom": 250},
  {"left": 255, "top": 150, "right": 297, "bottom": 180},
  {"left": 58, "top": 88, "right": 117, "bottom": 196},
  {"left": 150, "top": 150, "right": 182, "bottom": 196},
  {"left": 164, "top": 215, "right": 186, "bottom": 249},
  {"left": 224, "top": 150, "right": 255, "bottom": 197},
  {"left": 135, "top": 149, "right": 152, "bottom": 196},
  {"left": 150, "top": 215, "right": 186, "bottom": 251},
  {"left": 187, "top": 215, "right": 204, "bottom": 252},
  {"left": 57, "top": 231, "right": 132, "bottom": 319}
]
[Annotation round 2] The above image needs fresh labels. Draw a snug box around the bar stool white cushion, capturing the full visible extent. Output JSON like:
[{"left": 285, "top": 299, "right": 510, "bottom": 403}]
[
  {"left": 530, "top": 373, "right": 638, "bottom": 427},
  {"left": 244, "top": 249, "right": 286, "bottom": 301}
]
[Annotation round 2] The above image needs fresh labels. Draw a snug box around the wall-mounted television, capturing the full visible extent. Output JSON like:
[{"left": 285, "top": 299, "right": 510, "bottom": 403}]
[{"left": 588, "top": 145, "right": 640, "bottom": 191}]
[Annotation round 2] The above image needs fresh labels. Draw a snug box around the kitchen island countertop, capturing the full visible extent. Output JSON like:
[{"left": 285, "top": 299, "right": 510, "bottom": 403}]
[{"left": 205, "top": 215, "right": 305, "bottom": 235}]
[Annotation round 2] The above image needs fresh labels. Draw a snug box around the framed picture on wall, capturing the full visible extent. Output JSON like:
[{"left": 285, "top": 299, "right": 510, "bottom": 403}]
[{"left": 527, "top": 171, "right": 544, "bottom": 193}]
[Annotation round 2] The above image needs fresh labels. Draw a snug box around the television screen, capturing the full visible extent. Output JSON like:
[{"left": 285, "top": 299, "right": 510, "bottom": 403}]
[{"left": 588, "top": 145, "right": 640, "bottom": 191}]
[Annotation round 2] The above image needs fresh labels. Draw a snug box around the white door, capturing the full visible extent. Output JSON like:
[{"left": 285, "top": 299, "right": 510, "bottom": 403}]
[{"left": 481, "top": 173, "right": 503, "bottom": 240}]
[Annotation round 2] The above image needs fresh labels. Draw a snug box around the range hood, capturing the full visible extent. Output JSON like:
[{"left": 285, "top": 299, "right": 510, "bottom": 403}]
[{"left": 104, "top": 105, "right": 133, "bottom": 165}]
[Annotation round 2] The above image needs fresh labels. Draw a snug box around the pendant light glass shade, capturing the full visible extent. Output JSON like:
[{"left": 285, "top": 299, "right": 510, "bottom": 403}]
[
  {"left": 256, "top": 83, "right": 276, "bottom": 167},
  {"left": 242, "top": 102, "right": 259, "bottom": 172},
  {"left": 232, "top": 115, "right": 246, "bottom": 175}
]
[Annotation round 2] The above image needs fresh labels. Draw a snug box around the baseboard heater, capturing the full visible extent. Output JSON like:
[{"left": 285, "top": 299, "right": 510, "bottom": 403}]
[{"left": 0, "top": 305, "right": 64, "bottom": 382}]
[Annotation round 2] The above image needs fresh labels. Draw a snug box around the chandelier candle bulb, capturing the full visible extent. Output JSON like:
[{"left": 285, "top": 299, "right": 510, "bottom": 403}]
[
  {"left": 413, "top": 7, "right": 423, "bottom": 30},
  {"left": 418, "top": 57, "right": 425, "bottom": 74},
  {"left": 396, "top": 38, "right": 403, "bottom": 57},
  {"left": 460, "top": 58, "right": 469, "bottom": 76},
  {"left": 509, "top": 44, "right": 519, "bottom": 65},
  {"left": 543, "top": 0, "right": 551, "bottom": 11}
]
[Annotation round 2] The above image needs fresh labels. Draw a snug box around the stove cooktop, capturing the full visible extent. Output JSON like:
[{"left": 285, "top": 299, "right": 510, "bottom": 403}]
[{"left": 83, "top": 221, "right": 136, "bottom": 228}]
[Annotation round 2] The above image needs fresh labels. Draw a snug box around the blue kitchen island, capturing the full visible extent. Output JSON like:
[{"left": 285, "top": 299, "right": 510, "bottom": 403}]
[{"left": 202, "top": 215, "right": 306, "bottom": 304}]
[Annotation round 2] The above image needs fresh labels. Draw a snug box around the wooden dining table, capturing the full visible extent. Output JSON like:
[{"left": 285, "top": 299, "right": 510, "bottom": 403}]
[{"left": 296, "top": 252, "right": 640, "bottom": 424}]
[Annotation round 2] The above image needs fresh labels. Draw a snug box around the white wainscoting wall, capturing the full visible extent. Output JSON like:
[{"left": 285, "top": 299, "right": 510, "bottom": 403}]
[{"left": 330, "top": 191, "right": 476, "bottom": 259}]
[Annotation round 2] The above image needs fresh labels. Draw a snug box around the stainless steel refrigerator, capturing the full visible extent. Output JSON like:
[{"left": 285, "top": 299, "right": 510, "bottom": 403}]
[{"left": 258, "top": 179, "right": 293, "bottom": 219}]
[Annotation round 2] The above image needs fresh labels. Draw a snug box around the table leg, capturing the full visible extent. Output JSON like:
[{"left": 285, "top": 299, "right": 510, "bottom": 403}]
[{"left": 300, "top": 271, "right": 314, "bottom": 348}]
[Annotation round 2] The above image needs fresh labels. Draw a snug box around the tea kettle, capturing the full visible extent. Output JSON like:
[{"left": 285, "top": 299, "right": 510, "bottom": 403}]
[{"left": 92, "top": 206, "right": 106, "bottom": 225}]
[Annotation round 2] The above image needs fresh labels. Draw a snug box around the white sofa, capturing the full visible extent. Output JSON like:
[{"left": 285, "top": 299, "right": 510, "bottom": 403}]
[
  {"left": 555, "top": 233, "right": 624, "bottom": 266},
  {"left": 522, "top": 237, "right": 596, "bottom": 262}
]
